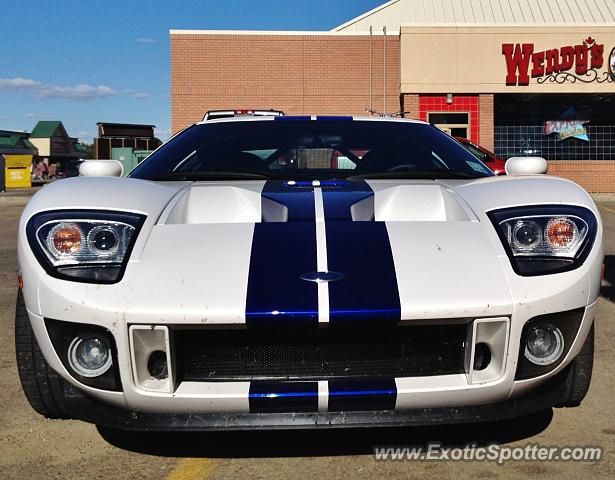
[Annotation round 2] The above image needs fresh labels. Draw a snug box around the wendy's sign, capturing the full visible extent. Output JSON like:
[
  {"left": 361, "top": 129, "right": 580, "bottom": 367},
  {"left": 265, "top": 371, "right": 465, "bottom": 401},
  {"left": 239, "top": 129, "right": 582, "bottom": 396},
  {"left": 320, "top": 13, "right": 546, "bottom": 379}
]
[{"left": 502, "top": 38, "right": 612, "bottom": 85}]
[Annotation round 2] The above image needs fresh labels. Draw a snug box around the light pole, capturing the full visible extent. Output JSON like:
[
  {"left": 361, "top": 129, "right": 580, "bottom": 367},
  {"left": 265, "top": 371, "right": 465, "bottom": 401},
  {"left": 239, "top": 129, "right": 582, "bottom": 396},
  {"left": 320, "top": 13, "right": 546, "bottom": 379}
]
[{"left": 0, "top": 154, "right": 6, "bottom": 193}]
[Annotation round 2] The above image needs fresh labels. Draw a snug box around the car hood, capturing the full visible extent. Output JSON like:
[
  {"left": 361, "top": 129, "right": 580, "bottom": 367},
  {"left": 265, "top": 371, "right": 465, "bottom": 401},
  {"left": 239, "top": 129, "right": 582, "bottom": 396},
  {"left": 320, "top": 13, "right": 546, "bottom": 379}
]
[{"left": 24, "top": 175, "right": 598, "bottom": 325}]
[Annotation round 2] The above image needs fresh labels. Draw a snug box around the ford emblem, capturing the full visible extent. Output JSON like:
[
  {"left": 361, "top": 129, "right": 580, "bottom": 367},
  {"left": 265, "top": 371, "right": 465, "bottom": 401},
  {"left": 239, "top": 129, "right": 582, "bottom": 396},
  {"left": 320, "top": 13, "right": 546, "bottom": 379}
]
[{"left": 299, "top": 271, "right": 345, "bottom": 283}]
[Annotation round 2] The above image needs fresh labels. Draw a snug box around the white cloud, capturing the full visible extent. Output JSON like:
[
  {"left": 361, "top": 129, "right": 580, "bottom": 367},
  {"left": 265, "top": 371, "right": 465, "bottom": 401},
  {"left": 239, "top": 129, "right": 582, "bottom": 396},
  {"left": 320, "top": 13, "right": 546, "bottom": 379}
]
[
  {"left": 136, "top": 37, "right": 155, "bottom": 43},
  {"left": 0, "top": 77, "right": 116, "bottom": 101},
  {"left": 0, "top": 78, "right": 40, "bottom": 89},
  {"left": 77, "top": 130, "right": 96, "bottom": 143},
  {"left": 42, "top": 84, "right": 115, "bottom": 99},
  {"left": 155, "top": 127, "right": 171, "bottom": 140},
  {"left": 124, "top": 89, "right": 149, "bottom": 99}
]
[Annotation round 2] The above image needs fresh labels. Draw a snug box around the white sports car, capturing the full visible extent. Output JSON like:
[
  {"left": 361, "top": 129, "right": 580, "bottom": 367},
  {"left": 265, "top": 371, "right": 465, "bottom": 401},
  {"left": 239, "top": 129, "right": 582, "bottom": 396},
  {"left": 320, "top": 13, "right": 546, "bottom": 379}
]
[{"left": 16, "top": 117, "right": 603, "bottom": 430}]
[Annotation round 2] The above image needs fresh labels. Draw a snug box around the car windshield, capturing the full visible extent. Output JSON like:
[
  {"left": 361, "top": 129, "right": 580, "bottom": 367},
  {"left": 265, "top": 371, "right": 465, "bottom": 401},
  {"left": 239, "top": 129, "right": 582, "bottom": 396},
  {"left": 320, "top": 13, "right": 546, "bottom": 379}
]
[
  {"left": 460, "top": 141, "right": 491, "bottom": 163},
  {"left": 129, "top": 119, "right": 494, "bottom": 181}
]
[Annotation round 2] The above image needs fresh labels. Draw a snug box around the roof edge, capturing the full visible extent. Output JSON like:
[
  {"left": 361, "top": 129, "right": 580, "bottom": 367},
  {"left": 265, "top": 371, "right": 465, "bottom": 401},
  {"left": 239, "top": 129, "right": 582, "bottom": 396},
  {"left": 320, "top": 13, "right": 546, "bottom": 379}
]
[
  {"left": 169, "top": 29, "right": 398, "bottom": 36},
  {"left": 0, "top": 130, "right": 30, "bottom": 136},
  {"left": 399, "top": 22, "right": 615, "bottom": 28},
  {"left": 332, "top": 0, "right": 400, "bottom": 32},
  {"left": 194, "top": 115, "right": 427, "bottom": 126},
  {"left": 97, "top": 122, "right": 156, "bottom": 128}
]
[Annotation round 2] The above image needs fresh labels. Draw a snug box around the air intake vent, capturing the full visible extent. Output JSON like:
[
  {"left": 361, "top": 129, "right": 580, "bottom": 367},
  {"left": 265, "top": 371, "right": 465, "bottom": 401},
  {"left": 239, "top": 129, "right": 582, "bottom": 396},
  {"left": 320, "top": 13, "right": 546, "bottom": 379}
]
[{"left": 174, "top": 323, "right": 468, "bottom": 382}]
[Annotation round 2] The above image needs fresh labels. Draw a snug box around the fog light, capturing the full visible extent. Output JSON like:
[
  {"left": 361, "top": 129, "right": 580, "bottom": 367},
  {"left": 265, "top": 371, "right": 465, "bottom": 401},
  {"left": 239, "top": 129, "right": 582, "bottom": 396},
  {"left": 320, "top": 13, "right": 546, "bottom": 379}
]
[
  {"left": 147, "top": 350, "right": 168, "bottom": 380},
  {"left": 524, "top": 323, "right": 564, "bottom": 366},
  {"left": 68, "top": 335, "right": 112, "bottom": 377}
]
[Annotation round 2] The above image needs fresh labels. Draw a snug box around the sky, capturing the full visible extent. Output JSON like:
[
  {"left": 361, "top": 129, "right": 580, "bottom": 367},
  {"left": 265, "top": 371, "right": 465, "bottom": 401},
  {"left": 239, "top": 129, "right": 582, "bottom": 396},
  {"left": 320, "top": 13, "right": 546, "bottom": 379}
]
[{"left": 0, "top": 0, "right": 384, "bottom": 143}]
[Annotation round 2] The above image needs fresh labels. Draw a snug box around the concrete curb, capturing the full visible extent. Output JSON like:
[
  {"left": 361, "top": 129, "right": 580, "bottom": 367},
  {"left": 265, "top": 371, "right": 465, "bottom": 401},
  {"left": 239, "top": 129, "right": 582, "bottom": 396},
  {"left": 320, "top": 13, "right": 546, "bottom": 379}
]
[
  {"left": 0, "top": 196, "right": 33, "bottom": 206},
  {"left": 592, "top": 193, "right": 615, "bottom": 202},
  {"left": 0, "top": 188, "right": 37, "bottom": 206}
]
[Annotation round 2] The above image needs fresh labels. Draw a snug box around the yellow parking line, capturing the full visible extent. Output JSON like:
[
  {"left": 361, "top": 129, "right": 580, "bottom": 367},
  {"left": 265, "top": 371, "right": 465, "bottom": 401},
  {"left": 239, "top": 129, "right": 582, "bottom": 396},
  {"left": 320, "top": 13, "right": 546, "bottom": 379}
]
[
  {"left": 599, "top": 205, "right": 615, "bottom": 215},
  {"left": 167, "top": 458, "right": 215, "bottom": 480}
]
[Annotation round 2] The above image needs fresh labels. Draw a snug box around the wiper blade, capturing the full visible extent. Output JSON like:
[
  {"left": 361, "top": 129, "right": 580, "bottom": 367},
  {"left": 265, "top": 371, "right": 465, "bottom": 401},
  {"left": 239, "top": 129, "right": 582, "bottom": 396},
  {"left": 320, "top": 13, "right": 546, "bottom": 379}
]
[
  {"left": 346, "top": 170, "right": 485, "bottom": 180},
  {"left": 148, "top": 171, "right": 272, "bottom": 181}
]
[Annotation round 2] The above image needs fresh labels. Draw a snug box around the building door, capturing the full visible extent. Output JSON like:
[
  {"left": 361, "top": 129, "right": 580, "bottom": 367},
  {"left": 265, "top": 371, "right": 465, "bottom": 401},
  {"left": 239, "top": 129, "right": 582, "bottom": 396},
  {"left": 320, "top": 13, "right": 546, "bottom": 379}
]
[{"left": 428, "top": 112, "right": 470, "bottom": 139}]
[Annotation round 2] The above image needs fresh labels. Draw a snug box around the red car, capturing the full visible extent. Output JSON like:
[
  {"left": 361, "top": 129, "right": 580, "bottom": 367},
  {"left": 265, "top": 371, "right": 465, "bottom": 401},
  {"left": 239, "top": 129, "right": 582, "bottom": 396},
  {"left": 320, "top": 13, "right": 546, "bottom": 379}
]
[{"left": 455, "top": 137, "right": 507, "bottom": 175}]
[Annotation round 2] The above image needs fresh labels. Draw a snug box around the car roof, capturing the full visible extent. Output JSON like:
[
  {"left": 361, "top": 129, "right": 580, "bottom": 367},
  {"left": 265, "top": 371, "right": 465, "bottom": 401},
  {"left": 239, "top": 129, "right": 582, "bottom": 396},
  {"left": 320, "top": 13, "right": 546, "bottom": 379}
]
[
  {"left": 203, "top": 109, "right": 285, "bottom": 121},
  {"left": 195, "top": 115, "right": 429, "bottom": 126}
]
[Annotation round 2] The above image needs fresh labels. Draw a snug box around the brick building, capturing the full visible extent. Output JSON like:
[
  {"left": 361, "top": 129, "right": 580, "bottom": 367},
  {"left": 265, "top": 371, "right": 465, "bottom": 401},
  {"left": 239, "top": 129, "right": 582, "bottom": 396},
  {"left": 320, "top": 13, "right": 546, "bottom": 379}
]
[{"left": 171, "top": 0, "right": 615, "bottom": 192}]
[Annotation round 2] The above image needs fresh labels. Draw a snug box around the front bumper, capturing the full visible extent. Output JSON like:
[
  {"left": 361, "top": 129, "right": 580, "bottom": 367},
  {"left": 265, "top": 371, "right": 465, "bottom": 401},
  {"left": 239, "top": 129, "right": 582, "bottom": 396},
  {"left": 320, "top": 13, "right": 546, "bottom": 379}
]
[
  {"left": 25, "top": 301, "right": 597, "bottom": 418},
  {"left": 54, "top": 365, "right": 574, "bottom": 431}
]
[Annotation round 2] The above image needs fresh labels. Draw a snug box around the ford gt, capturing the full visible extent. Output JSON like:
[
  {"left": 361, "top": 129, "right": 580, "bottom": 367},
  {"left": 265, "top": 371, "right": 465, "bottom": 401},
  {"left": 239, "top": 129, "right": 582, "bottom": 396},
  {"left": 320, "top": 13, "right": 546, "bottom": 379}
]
[{"left": 15, "top": 116, "right": 603, "bottom": 430}]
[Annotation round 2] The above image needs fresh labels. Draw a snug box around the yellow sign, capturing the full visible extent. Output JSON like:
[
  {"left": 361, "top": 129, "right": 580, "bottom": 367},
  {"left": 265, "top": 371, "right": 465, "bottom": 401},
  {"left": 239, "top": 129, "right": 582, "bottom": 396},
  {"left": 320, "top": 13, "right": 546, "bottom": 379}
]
[{"left": 4, "top": 155, "right": 32, "bottom": 188}]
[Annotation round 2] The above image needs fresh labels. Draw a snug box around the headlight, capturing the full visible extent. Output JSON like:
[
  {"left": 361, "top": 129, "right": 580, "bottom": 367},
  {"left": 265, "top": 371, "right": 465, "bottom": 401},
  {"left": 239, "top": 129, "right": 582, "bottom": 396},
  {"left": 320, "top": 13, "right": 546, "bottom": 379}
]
[
  {"left": 44, "top": 222, "right": 132, "bottom": 264},
  {"left": 488, "top": 205, "right": 597, "bottom": 276},
  {"left": 26, "top": 210, "right": 146, "bottom": 283}
]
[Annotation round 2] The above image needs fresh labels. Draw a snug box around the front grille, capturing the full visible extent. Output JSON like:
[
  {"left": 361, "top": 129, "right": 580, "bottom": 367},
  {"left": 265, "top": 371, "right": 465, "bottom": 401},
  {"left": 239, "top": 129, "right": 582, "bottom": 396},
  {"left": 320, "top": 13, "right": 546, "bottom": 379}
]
[{"left": 174, "top": 323, "right": 468, "bottom": 382}]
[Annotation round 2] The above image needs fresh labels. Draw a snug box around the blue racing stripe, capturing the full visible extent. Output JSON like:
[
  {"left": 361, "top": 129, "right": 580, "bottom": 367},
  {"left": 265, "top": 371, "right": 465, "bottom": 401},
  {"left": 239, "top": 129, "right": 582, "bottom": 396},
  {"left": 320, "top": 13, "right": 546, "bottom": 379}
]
[
  {"left": 321, "top": 181, "right": 401, "bottom": 323},
  {"left": 316, "top": 116, "right": 354, "bottom": 122},
  {"left": 245, "top": 181, "right": 319, "bottom": 324},
  {"left": 321, "top": 180, "right": 373, "bottom": 221},
  {"left": 249, "top": 381, "right": 319, "bottom": 413},
  {"left": 328, "top": 378, "right": 397, "bottom": 412},
  {"left": 275, "top": 116, "right": 312, "bottom": 122}
]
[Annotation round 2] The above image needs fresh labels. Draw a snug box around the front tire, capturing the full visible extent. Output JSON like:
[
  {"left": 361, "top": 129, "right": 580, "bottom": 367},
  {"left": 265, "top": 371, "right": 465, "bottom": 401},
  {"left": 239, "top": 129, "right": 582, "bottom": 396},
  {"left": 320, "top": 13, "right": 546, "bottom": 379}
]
[
  {"left": 556, "top": 324, "right": 594, "bottom": 408},
  {"left": 15, "top": 289, "right": 68, "bottom": 419}
]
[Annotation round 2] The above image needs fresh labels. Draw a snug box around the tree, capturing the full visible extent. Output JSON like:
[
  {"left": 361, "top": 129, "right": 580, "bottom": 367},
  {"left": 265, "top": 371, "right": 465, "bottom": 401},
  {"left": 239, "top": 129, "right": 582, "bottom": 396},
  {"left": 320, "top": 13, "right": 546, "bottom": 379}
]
[{"left": 78, "top": 143, "right": 95, "bottom": 159}]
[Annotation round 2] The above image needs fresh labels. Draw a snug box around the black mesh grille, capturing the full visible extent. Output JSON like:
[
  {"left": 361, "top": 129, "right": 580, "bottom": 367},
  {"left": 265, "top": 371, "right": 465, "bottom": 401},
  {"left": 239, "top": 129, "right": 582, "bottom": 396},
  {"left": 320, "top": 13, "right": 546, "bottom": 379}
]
[{"left": 174, "top": 324, "right": 468, "bottom": 382}]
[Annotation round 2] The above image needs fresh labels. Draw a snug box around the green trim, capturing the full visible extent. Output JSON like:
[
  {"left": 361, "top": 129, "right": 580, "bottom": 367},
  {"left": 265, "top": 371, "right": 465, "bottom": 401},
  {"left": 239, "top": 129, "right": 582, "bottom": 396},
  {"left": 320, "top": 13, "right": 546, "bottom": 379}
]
[
  {"left": 30, "top": 121, "right": 62, "bottom": 138},
  {"left": 0, "top": 134, "right": 37, "bottom": 154}
]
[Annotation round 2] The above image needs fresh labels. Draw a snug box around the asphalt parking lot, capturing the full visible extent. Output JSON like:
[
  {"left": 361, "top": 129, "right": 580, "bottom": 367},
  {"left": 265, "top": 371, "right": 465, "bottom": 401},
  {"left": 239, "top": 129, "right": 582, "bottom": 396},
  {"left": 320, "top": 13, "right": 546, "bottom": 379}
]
[{"left": 1, "top": 190, "right": 614, "bottom": 480}]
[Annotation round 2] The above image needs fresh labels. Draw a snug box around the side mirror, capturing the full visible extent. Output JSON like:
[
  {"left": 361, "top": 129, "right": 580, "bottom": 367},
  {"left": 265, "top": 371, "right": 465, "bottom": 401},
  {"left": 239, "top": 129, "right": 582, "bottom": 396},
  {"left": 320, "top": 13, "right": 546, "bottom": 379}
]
[
  {"left": 79, "top": 160, "right": 124, "bottom": 177},
  {"left": 505, "top": 157, "right": 548, "bottom": 176}
]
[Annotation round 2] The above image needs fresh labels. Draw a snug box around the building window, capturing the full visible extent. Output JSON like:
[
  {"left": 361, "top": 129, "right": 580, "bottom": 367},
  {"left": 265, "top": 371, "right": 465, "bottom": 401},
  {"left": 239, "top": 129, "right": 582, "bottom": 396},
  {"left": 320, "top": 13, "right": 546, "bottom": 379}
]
[{"left": 494, "top": 94, "right": 615, "bottom": 161}]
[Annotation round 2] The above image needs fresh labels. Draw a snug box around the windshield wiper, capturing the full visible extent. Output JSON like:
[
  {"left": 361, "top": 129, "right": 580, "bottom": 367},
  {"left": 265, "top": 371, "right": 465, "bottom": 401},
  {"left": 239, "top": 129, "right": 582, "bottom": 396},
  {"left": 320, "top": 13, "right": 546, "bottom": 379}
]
[
  {"left": 346, "top": 169, "right": 486, "bottom": 180},
  {"left": 148, "top": 170, "right": 273, "bottom": 181}
]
